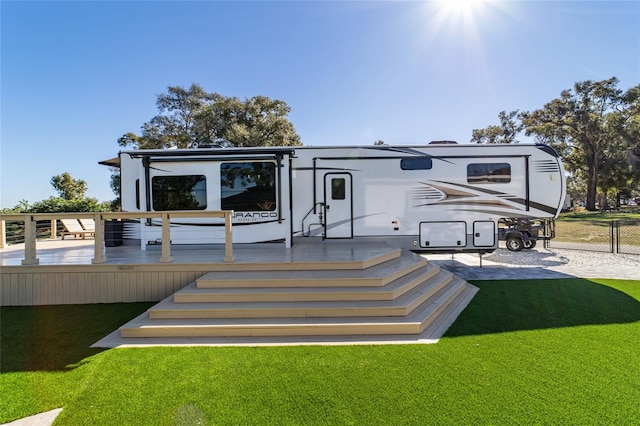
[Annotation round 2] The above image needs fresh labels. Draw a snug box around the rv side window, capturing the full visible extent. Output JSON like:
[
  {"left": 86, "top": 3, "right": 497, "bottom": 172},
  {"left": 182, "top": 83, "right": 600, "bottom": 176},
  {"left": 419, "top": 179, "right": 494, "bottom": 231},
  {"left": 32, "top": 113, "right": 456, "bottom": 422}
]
[
  {"left": 221, "top": 162, "right": 277, "bottom": 211},
  {"left": 467, "top": 163, "right": 511, "bottom": 184},
  {"left": 401, "top": 157, "right": 432, "bottom": 170},
  {"left": 331, "top": 178, "right": 346, "bottom": 200},
  {"left": 151, "top": 175, "right": 207, "bottom": 211}
]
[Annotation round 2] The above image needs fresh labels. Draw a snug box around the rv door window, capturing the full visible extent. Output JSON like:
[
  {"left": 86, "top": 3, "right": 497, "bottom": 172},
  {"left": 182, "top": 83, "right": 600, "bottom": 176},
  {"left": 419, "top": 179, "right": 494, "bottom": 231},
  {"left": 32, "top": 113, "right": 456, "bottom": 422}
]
[
  {"left": 467, "top": 163, "right": 511, "bottom": 184},
  {"left": 400, "top": 157, "right": 432, "bottom": 170},
  {"left": 221, "top": 162, "right": 277, "bottom": 211},
  {"left": 331, "top": 178, "right": 346, "bottom": 200},
  {"left": 152, "top": 175, "right": 207, "bottom": 210}
]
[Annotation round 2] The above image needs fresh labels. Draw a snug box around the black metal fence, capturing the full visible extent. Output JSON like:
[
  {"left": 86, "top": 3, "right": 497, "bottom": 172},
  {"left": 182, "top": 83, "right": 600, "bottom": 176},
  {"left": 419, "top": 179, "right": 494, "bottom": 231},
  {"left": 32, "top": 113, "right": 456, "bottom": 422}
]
[
  {"left": 548, "top": 220, "right": 640, "bottom": 255},
  {"left": 617, "top": 220, "right": 640, "bottom": 255},
  {"left": 2, "top": 220, "right": 58, "bottom": 245}
]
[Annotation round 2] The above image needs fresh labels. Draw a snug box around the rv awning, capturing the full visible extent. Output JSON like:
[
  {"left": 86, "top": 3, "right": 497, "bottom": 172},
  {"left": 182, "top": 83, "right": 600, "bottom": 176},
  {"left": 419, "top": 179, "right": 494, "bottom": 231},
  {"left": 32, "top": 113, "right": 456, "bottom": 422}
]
[{"left": 99, "top": 156, "right": 120, "bottom": 167}]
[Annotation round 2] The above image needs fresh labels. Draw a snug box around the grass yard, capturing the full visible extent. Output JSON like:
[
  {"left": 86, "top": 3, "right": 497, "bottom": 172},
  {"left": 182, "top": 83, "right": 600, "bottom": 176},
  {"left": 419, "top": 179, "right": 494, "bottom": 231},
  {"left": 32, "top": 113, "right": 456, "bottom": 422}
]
[
  {"left": 558, "top": 208, "right": 640, "bottom": 222},
  {"left": 555, "top": 210, "right": 640, "bottom": 245},
  {"left": 554, "top": 220, "right": 617, "bottom": 244},
  {"left": 2, "top": 279, "right": 639, "bottom": 425}
]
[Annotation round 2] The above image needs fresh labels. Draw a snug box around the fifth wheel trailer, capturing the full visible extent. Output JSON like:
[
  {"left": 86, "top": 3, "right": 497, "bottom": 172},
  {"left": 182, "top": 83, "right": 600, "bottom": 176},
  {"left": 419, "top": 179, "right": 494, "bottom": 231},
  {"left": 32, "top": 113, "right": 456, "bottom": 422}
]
[{"left": 114, "top": 143, "right": 566, "bottom": 253}]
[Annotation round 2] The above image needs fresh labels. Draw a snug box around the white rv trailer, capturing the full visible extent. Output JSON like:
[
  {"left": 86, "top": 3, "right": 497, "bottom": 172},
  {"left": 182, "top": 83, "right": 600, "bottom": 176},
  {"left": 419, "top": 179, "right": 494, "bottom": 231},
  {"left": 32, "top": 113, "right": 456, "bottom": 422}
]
[{"left": 116, "top": 143, "right": 566, "bottom": 253}]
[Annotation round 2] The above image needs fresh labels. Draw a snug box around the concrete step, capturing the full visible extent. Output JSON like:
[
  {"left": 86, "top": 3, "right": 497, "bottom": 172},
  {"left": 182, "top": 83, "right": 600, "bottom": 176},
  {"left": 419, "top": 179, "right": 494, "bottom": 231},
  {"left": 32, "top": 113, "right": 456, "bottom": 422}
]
[
  {"left": 148, "top": 270, "right": 454, "bottom": 319},
  {"left": 174, "top": 262, "right": 441, "bottom": 303},
  {"left": 196, "top": 251, "right": 427, "bottom": 288},
  {"left": 120, "top": 279, "right": 474, "bottom": 338}
]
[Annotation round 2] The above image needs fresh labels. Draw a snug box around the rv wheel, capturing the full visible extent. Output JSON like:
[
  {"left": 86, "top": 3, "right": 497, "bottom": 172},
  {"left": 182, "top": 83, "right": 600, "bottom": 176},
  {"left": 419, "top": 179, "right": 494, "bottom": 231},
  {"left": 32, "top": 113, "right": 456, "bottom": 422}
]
[
  {"left": 506, "top": 237, "right": 524, "bottom": 252},
  {"left": 524, "top": 240, "right": 537, "bottom": 249}
]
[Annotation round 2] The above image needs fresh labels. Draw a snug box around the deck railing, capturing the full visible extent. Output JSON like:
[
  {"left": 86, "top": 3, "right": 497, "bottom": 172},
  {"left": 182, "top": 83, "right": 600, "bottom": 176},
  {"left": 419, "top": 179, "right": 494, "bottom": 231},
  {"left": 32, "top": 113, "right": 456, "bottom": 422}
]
[{"left": 0, "top": 211, "right": 235, "bottom": 265}]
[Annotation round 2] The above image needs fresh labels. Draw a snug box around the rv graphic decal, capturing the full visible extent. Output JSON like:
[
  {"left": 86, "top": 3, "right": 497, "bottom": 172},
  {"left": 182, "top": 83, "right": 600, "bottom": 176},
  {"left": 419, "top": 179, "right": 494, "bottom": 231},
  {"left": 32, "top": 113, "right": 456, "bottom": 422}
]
[
  {"left": 411, "top": 181, "right": 557, "bottom": 215},
  {"left": 412, "top": 181, "right": 508, "bottom": 207},
  {"left": 233, "top": 211, "right": 279, "bottom": 221}
]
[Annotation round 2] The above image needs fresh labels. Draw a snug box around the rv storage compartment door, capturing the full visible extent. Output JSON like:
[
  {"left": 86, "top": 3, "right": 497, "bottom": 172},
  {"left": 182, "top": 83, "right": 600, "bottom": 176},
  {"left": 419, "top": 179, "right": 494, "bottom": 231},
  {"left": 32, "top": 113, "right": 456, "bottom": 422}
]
[
  {"left": 420, "top": 221, "right": 466, "bottom": 248},
  {"left": 473, "top": 221, "right": 496, "bottom": 247}
]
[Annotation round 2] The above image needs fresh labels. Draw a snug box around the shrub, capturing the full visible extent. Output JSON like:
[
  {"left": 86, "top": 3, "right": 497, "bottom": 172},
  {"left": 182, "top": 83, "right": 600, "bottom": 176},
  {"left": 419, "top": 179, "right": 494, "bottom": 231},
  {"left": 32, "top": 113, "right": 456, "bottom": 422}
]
[{"left": 27, "top": 197, "right": 111, "bottom": 213}]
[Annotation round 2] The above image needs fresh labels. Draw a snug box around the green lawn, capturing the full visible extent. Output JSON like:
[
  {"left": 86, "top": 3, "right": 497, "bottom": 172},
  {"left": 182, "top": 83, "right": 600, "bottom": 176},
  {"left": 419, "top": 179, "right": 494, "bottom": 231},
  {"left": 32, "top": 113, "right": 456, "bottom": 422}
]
[
  {"left": 2, "top": 279, "right": 639, "bottom": 425},
  {"left": 554, "top": 220, "right": 617, "bottom": 244},
  {"left": 555, "top": 210, "right": 640, "bottom": 245},
  {"left": 558, "top": 208, "right": 640, "bottom": 222}
]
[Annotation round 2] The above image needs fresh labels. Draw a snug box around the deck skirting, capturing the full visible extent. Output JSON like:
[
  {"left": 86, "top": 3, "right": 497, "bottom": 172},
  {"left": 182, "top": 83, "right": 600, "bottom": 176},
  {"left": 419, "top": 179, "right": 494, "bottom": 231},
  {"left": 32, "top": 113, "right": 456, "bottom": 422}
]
[
  {"left": 0, "top": 265, "right": 209, "bottom": 306},
  {"left": 0, "top": 242, "right": 403, "bottom": 307}
]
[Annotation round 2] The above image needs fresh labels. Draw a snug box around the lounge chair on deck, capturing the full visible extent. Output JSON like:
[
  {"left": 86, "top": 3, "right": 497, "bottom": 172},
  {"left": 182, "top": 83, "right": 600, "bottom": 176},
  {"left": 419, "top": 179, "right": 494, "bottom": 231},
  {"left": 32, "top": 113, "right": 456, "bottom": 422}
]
[
  {"left": 60, "top": 219, "right": 95, "bottom": 240},
  {"left": 79, "top": 218, "right": 96, "bottom": 233}
]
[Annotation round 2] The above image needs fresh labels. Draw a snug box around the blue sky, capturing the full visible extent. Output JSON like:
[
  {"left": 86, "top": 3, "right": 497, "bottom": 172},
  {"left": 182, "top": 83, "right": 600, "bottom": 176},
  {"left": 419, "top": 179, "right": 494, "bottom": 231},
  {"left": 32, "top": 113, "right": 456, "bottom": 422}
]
[{"left": 1, "top": 0, "right": 638, "bottom": 208}]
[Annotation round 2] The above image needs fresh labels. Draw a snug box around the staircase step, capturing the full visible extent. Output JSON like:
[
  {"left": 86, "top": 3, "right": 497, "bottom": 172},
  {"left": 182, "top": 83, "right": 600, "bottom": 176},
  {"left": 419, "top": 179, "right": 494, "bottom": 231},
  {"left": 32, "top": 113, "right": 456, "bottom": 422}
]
[
  {"left": 174, "top": 262, "right": 441, "bottom": 303},
  {"left": 148, "top": 270, "right": 453, "bottom": 319},
  {"left": 405, "top": 277, "right": 468, "bottom": 333},
  {"left": 224, "top": 245, "right": 402, "bottom": 271},
  {"left": 107, "top": 246, "right": 480, "bottom": 346},
  {"left": 120, "top": 279, "right": 474, "bottom": 338},
  {"left": 420, "top": 281, "right": 479, "bottom": 339},
  {"left": 196, "top": 251, "right": 427, "bottom": 288}
]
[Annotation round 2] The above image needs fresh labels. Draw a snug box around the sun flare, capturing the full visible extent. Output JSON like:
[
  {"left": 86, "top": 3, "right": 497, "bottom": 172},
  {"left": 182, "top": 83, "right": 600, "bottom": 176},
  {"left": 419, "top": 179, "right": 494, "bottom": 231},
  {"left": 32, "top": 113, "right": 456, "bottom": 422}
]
[
  {"left": 435, "top": 0, "right": 490, "bottom": 19},
  {"left": 411, "top": 0, "right": 504, "bottom": 96},
  {"left": 424, "top": 0, "right": 494, "bottom": 44}
]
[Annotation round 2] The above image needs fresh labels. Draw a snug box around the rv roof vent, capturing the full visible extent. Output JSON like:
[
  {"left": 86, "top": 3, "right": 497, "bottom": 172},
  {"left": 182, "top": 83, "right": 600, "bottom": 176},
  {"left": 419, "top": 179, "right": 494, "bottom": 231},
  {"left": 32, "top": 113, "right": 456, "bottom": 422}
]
[{"left": 428, "top": 140, "right": 458, "bottom": 144}]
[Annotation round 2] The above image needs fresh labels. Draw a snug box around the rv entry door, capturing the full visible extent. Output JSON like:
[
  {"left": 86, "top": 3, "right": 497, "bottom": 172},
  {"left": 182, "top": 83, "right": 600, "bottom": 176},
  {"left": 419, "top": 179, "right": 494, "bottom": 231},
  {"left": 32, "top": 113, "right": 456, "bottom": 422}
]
[{"left": 324, "top": 173, "right": 353, "bottom": 238}]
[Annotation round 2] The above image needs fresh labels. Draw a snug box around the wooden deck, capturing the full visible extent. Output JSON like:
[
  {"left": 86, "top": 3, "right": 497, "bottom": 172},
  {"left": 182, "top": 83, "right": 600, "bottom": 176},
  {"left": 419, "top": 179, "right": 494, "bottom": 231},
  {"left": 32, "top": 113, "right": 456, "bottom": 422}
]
[
  {"left": 1, "top": 239, "right": 478, "bottom": 347},
  {"left": 1, "top": 239, "right": 408, "bottom": 306}
]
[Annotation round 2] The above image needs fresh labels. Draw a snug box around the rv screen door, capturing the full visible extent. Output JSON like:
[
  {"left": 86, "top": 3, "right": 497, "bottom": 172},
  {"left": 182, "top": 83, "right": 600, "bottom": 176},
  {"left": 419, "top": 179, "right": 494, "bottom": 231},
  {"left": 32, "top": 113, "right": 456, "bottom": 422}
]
[{"left": 324, "top": 173, "right": 353, "bottom": 239}]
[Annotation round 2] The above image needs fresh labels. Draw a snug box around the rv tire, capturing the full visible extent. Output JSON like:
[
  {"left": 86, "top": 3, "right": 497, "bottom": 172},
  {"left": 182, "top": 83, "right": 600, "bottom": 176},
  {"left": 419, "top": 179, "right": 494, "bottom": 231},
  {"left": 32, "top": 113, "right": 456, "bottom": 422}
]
[
  {"left": 506, "top": 236, "right": 524, "bottom": 252},
  {"left": 524, "top": 239, "right": 537, "bottom": 249}
]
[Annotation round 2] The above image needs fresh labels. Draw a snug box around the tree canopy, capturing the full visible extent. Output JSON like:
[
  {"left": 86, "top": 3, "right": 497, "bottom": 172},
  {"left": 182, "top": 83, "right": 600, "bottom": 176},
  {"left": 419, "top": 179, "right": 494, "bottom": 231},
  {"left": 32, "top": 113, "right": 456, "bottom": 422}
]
[
  {"left": 118, "top": 84, "right": 302, "bottom": 150},
  {"left": 471, "top": 110, "right": 524, "bottom": 144},
  {"left": 50, "top": 172, "right": 87, "bottom": 200},
  {"left": 471, "top": 77, "right": 640, "bottom": 211}
]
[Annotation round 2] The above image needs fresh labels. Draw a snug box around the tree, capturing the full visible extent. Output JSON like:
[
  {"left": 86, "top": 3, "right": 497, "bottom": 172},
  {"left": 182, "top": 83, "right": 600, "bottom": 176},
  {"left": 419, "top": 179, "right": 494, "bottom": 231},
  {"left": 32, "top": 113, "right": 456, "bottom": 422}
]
[
  {"left": 471, "top": 110, "right": 523, "bottom": 144},
  {"left": 617, "top": 84, "right": 640, "bottom": 191},
  {"left": 521, "top": 77, "right": 638, "bottom": 211},
  {"left": 16, "top": 199, "right": 30, "bottom": 212},
  {"left": 28, "top": 196, "right": 108, "bottom": 213},
  {"left": 109, "top": 167, "right": 121, "bottom": 211},
  {"left": 201, "top": 95, "right": 302, "bottom": 147},
  {"left": 118, "top": 84, "right": 301, "bottom": 150},
  {"left": 50, "top": 172, "right": 87, "bottom": 200}
]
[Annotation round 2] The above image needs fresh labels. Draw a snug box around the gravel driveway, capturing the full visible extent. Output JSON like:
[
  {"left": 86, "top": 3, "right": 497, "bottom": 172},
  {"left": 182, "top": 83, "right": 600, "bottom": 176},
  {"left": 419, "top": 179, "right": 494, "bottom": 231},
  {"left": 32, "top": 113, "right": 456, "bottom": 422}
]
[{"left": 426, "top": 247, "right": 640, "bottom": 281}]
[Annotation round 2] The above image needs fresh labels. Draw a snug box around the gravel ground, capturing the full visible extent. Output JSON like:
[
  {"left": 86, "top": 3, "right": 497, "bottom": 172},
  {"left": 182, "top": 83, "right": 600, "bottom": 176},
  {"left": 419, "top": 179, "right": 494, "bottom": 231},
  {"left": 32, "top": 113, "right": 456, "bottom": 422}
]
[
  {"left": 484, "top": 247, "right": 640, "bottom": 269},
  {"left": 427, "top": 247, "right": 640, "bottom": 280}
]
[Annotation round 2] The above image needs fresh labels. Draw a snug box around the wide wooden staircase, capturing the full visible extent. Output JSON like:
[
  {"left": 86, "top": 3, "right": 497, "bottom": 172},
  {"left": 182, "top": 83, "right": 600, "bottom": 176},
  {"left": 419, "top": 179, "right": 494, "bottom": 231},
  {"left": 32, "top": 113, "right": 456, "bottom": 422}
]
[{"left": 112, "top": 246, "right": 478, "bottom": 346}]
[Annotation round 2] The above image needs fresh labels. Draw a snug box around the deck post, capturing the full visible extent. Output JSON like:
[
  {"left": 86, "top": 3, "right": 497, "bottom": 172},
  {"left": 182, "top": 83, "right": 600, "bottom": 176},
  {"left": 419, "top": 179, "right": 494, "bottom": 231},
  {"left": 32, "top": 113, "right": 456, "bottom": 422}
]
[
  {"left": 160, "top": 213, "right": 173, "bottom": 263},
  {"left": 92, "top": 214, "right": 107, "bottom": 264},
  {"left": 50, "top": 219, "right": 57, "bottom": 239},
  {"left": 22, "top": 216, "right": 39, "bottom": 265},
  {"left": 0, "top": 220, "right": 5, "bottom": 248},
  {"left": 224, "top": 211, "right": 234, "bottom": 262}
]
